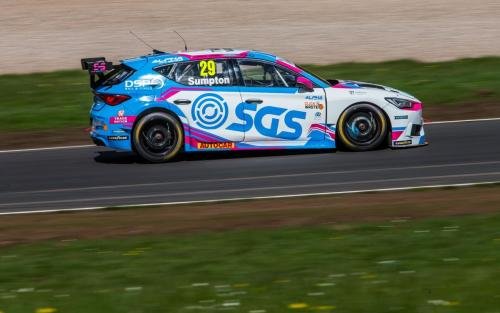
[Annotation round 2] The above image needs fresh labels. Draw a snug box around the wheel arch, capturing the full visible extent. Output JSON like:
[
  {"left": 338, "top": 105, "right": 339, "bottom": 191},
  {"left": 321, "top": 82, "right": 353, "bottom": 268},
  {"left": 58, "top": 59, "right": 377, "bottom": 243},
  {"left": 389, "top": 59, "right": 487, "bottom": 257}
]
[
  {"left": 336, "top": 101, "right": 392, "bottom": 149},
  {"left": 131, "top": 106, "right": 185, "bottom": 152},
  {"left": 335, "top": 101, "right": 392, "bottom": 134},
  {"left": 336, "top": 101, "right": 392, "bottom": 133}
]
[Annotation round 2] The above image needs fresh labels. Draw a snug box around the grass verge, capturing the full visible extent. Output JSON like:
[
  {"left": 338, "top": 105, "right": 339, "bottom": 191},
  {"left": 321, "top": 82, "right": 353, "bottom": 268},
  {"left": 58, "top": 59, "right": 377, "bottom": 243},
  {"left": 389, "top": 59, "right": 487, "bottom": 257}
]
[
  {"left": 1, "top": 185, "right": 500, "bottom": 312},
  {"left": 0, "top": 213, "right": 499, "bottom": 312},
  {"left": 304, "top": 57, "right": 500, "bottom": 107},
  {"left": 1, "top": 57, "right": 500, "bottom": 133}
]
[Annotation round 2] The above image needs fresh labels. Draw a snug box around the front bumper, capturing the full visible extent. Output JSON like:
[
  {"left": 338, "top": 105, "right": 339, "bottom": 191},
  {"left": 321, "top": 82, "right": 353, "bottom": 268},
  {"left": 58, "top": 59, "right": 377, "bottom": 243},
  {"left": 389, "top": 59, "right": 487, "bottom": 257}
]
[{"left": 390, "top": 109, "right": 427, "bottom": 148}]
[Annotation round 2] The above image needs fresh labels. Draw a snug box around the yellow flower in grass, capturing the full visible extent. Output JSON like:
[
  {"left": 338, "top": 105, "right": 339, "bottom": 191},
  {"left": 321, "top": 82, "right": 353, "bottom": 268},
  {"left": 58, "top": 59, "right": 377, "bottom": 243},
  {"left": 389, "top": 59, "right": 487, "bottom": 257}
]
[
  {"left": 288, "top": 303, "right": 308, "bottom": 309},
  {"left": 36, "top": 308, "right": 57, "bottom": 313},
  {"left": 315, "top": 305, "right": 336, "bottom": 311},
  {"left": 427, "top": 300, "right": 460, "bottom": 306}
]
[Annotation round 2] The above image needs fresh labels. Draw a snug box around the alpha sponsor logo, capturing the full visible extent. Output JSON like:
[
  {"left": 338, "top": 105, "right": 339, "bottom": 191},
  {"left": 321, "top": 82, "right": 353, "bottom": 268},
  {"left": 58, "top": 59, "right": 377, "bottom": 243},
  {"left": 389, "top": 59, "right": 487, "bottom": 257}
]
[
  {"left": 188, "top": 76, "right": 230, "bottom": 86},
  {"left": 306, "top": 96, "right": 323, "bottom": 101},
  {"left": 395, "top": 115, "right": 409, "bottom": 120},
  {"left": 107, "top": 135, "right": 129, "bottom": 141},
  {"left": 304, "top": 102, "right": 324, "bottom": 110},
  {"left": 125, "top": 75, "right": 165, "bottom": 89},
  {"left": 305, "top": 95, "right": 323, "bottom": 101},
  {"left": 227, "top": 102, "right": 306, "bottom": 140},
  {"left": 151, "top": 56, "right": 184, "bottom": 64},
  {"left": 197, "top": 142, "right": 235, "bottom": 149},
  {"left": 109, "top": 116, "right": 136, "bottom": 124},
  {"left": 394, "top": 140, "right": 412, "bottom": 146}
]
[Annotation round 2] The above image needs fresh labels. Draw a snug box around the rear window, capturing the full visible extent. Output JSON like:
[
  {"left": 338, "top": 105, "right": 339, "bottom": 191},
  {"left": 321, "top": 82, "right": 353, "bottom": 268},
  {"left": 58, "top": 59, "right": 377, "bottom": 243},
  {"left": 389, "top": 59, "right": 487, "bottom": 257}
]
[
  {"left": 153, "top": 64, "right": 174, "bottom": 77},
  {"left": 97, "top": 65, "right": 134, "bottom": 87}
]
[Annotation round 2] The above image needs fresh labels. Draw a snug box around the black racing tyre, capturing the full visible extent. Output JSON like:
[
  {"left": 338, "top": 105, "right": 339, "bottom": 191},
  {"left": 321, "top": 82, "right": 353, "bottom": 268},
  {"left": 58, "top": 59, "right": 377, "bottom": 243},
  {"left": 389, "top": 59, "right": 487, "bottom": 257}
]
[
  {"left": 337, "top": 103, "right": 388, "bottom": 151},
  {"left": 133, "top": 112, "right": 184, "bottom": 163}
]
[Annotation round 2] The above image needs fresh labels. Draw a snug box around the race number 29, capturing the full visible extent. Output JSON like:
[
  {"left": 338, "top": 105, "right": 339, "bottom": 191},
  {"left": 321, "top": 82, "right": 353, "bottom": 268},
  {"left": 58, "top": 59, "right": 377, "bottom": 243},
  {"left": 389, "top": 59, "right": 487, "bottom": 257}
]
[{"left": 199, "top": 60, "right": 216, "bottom": 77}]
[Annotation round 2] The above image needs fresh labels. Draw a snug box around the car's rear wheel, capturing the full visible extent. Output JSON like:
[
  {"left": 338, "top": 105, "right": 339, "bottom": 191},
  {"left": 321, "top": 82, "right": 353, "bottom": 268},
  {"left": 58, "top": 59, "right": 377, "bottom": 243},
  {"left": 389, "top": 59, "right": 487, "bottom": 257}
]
[
  {"left": 133, "top": 112, "right": 183, "bottom": 162},
  {"left": 337, "top": 103, "right": 388, "bottom": 151}
]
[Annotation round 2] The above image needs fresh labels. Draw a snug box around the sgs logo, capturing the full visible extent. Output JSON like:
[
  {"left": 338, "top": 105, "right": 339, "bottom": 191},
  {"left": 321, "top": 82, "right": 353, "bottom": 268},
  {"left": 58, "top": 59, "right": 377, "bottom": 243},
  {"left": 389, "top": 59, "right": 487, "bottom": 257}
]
[{"left": 227, "top": 103, "right": 306, "bottom": 140}]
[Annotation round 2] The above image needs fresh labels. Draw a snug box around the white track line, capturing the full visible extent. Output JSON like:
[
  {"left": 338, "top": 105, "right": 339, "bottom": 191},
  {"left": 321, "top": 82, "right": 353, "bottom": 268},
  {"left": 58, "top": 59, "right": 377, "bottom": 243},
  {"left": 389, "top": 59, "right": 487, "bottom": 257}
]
[
  {"left": 3, "top": 171, "right": 500, "bottom": 208},
  {"left": 0, "top": 144, "right": 94, "bottom": 154},
  {"left": 0, "top": 117, "right": 499, "bottom": 154},
  {"left": 3, "top": 160, "right": 500, "bottom": 196},
  {"left": 425, "top": 117, "right": 500, "bottom": 124},
  {"left": 0, "top": 180, "right": 499, "bottom": 216}
]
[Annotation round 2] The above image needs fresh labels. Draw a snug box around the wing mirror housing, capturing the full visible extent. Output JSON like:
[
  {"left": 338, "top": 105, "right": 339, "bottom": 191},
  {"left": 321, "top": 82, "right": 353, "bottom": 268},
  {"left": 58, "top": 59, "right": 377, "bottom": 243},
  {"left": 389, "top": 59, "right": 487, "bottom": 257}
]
[{"left": 296, "top": 76, "right": 314, "bottom": 92}]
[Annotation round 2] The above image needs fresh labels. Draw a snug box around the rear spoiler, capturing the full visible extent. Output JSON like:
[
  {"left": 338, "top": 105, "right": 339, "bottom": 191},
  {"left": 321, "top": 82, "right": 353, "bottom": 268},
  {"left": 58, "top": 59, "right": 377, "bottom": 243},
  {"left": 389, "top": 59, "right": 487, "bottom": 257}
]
[{"left": 81, "top": 57, "right": 116, "bottom": 89}]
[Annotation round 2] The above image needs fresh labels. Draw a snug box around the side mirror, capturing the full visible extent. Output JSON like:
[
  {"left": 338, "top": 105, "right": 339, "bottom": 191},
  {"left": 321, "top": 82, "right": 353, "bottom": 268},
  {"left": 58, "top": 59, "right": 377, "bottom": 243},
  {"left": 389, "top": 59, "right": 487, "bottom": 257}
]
[{"left": 296, "top": 76, "right": 314, "bottom": 92}]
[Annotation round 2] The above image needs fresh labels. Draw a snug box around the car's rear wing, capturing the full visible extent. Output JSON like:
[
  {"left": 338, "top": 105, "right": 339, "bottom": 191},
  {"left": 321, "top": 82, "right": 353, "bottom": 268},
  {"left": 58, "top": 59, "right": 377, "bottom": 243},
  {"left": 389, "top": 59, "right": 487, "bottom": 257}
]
[{"left": 81, "top": 57, "right": 116, "bottom": 89}]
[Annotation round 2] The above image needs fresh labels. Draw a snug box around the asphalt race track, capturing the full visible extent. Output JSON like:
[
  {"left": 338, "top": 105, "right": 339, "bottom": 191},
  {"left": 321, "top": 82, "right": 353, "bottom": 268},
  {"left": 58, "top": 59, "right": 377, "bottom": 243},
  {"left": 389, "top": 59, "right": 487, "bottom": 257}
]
[{"left": 1, "top": 120, "right": 500, "bottom": 214}]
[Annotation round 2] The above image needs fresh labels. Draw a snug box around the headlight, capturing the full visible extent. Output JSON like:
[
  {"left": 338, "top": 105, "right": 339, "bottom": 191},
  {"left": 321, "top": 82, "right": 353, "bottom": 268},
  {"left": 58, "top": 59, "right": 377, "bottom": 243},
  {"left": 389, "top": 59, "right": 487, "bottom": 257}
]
[{"left": 385, "top": 97, "right": 413, "bottom": 109}]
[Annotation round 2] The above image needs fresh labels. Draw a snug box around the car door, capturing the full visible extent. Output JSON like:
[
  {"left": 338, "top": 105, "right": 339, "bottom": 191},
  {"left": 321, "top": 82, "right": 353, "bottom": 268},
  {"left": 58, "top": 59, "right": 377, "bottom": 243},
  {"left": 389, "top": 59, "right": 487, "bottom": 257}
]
[
  {"left": 167, "top": 59, "right": 244, "bottom": 144},
  {"left": 229, "top": 59, "right": 326, "bottom": 142}
]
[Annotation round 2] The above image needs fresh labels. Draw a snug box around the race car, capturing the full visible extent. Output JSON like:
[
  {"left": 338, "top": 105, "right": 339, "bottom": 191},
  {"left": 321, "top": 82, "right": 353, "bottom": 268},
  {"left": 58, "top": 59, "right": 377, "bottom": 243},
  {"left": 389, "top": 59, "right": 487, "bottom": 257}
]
[{"left": 82, "top": 49, "right": 425, "bottom": 162}]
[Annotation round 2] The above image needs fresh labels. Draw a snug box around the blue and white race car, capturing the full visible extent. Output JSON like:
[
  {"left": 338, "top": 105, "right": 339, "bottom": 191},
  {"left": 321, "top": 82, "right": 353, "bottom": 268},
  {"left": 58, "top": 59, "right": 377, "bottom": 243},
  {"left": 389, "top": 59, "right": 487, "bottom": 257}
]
[{"left": 82, "top": 49, "right": 425, "bottom": 162}]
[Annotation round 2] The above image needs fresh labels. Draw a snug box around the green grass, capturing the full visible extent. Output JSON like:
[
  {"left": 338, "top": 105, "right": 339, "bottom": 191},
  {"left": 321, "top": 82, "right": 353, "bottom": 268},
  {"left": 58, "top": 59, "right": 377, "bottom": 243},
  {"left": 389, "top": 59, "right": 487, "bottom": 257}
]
[
  {"left": 303, "top": 57, "right": 500, "bottom": 106},
  {"left": 1, "top": 213, "right": 500, "bottom": 312},
  {"left": 0, "top": 70, "right": 90, "bottom": 131},
  {"left": 1, "top": 57, "right": 500, "bottom": 131}
]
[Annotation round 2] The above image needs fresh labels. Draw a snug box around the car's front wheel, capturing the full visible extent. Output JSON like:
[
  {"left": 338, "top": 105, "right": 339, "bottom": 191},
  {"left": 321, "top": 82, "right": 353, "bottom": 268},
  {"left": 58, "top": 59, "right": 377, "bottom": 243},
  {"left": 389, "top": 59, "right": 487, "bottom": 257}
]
[
  {"left": 133, "top": 112, "right": 184, "bottom": 162},
  {"left": 337, "top": 103, "right": 388, "bottom": 151}
]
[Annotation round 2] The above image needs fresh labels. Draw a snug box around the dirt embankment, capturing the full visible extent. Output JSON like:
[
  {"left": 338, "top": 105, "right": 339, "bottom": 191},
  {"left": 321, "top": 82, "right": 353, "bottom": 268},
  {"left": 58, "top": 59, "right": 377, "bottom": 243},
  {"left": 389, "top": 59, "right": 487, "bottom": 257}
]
[{"left": 1, "top": 0, "right": 500, "bottom": 74}]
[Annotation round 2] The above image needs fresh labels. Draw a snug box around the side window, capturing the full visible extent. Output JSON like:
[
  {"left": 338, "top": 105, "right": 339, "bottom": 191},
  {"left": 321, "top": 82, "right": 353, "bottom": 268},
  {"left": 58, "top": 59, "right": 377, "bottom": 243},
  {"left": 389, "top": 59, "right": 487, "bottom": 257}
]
[
  {"left": 237, "top": 60, "right": 296, "bottom": 87},
  {"left": 171, "top": 59, "right": 235, "bottom": 86},
  {"left": 275, "top": 66, "right": 298, "bottom": 87}
]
